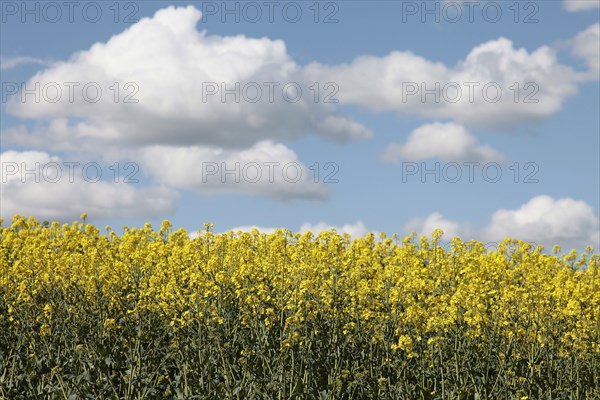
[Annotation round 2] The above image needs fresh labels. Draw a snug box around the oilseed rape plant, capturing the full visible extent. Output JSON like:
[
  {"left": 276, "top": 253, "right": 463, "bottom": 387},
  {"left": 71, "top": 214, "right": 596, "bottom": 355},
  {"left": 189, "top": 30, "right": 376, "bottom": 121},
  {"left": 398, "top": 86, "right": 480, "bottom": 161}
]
[{"left": 0, "top": 215, "right": 599, "bottom": 399}]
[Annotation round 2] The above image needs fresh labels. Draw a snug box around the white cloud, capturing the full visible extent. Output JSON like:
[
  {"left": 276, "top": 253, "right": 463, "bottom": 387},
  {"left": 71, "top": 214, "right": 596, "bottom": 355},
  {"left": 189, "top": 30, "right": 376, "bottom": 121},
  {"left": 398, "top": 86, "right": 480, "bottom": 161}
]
[
  {"left": 570, "top": 23, "right": 600, "bottom": 80},
  {"left": 405, "top": 212, "right": 468, "bottom": 241},
  {"left": 0, "top": 56, "right": 51, "bottom": 70},
  {"left": 381, "top": 122, "right": 506, "bottom": 163},
  {"left": 405, "top": 196, "right": 600, "bottom": 251},
  {"left": 1, "top": 5, "right": 372, "bottom": 202},
  {"left": 482, "top": 195, "right": 600, "bottom": 250},
  {"left": 3, "top": 5, "right": 371, "bottom": 152},
  {"left": 563, "top": 0, "right": 600, "bottom": 11},
  {"left": 0, "top": 151, "right": 178, "bottom": 221},
  {"left": 135, "top": 141, "right": 329, "bottom": 200},
  {"left": 301, "top": 26, "right": 600, "bottom": 130}
]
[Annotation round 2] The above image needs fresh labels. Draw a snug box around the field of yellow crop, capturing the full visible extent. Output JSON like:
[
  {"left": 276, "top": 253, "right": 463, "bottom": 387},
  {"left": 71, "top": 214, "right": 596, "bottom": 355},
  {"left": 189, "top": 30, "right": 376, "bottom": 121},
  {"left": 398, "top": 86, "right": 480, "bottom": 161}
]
[{"left": 1, "top": 215, "right": 599, "bottom": 399}]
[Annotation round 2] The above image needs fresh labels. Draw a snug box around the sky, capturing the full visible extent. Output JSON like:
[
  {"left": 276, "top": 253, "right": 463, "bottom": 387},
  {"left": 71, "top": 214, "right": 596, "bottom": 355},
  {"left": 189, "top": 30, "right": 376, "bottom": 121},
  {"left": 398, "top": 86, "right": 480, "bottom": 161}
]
[{"left": 1, "top": 0, "right": 599, "bottom": 252}]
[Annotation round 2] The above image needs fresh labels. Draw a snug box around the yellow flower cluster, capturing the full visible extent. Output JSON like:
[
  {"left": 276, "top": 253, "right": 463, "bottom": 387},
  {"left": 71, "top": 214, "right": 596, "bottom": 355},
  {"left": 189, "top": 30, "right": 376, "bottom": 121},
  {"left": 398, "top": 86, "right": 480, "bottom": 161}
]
[
  {"left": 1, "top": 216, "right": 598, "bottom": 351},
  {"left": 0, "top": 215, "right": 598, "bottom": 398}
]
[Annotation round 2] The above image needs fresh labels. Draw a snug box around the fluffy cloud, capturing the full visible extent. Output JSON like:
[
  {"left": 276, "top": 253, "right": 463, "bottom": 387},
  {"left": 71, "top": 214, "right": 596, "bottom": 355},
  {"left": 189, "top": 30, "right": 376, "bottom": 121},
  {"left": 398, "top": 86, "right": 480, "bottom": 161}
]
[
  {"left": 135, "top": 141, "right": 329, "bottom": 200},
  {"left": 381, "top": 122, "right": 506, "bottom": 163},
  {"left": 482, "top": 195, "right": 600, "bottom": 250},
  {"left": 405, "top": 212, "right": 468, "bottom": 241},
  {"left": 2, "top": 5, "right": 370, "bottom": 202},
  {"left": 571, "top": 23, "right": 600, "bottom": 80},
  {"left": 3, "top": 6, "right": 371, "bottom": 152},
  {"left": 405, "top": 196, "right": 600, "bottom": 250},
  {"left": 301, "top": 25, "right": 600, "bottom": 130},
  {"left": 563, "top": 0, "right": 600, "bottom": 11},
  {"left": 0, "top": 151, "right": 178, "bottom": 221}
]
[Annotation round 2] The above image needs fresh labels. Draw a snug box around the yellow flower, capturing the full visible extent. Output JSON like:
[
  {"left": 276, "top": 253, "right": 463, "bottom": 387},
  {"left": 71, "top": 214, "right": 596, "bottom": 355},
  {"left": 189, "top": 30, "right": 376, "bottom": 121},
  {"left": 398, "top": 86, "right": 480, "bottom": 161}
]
[
  {"left": 103, "top": 318, "right": 119, "bottom": 333},
  {"left": 40, "top": 324, "right": 51, "bottom": 337}
]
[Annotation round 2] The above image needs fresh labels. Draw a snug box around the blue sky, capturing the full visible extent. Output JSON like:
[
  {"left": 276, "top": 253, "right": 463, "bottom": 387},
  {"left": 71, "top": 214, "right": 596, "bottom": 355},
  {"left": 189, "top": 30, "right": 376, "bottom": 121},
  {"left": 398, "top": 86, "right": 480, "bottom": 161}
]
[{"left": 1, "top": 0, "right": 599, "bottom": 251}]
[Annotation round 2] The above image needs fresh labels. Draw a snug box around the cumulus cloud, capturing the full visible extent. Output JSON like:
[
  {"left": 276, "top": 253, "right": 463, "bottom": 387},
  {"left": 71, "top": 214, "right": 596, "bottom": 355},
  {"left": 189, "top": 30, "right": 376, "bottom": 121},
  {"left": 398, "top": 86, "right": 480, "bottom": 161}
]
[
  {"left": 0, "top": 151, "right": 178, "bottom": 221},
  {"left": 405, "top": 212, "right": 469, "bottom": 241},
  {"left": 135, "top": 141, "right": 329, "bottom": 200},
  {"left": 405, "top": 196, "right": 600, "bottom": 250},
  {"left": 301, "top": 25, "right": 600, "bottom": 130},
  {"left": 570, "top": 23, "right": 600, "bottom": 80},
  {"left": 381, "top": 122, "right": 506, "bottom": 163},
  {"left": 3, "top": 5, "right": 371, "bottom": 152},
  {"left": 563, "top": 0, "right": 600, "bottom": 11},
  {"left": 482, "top": 195, "right": 600, "bottom": 250}
]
